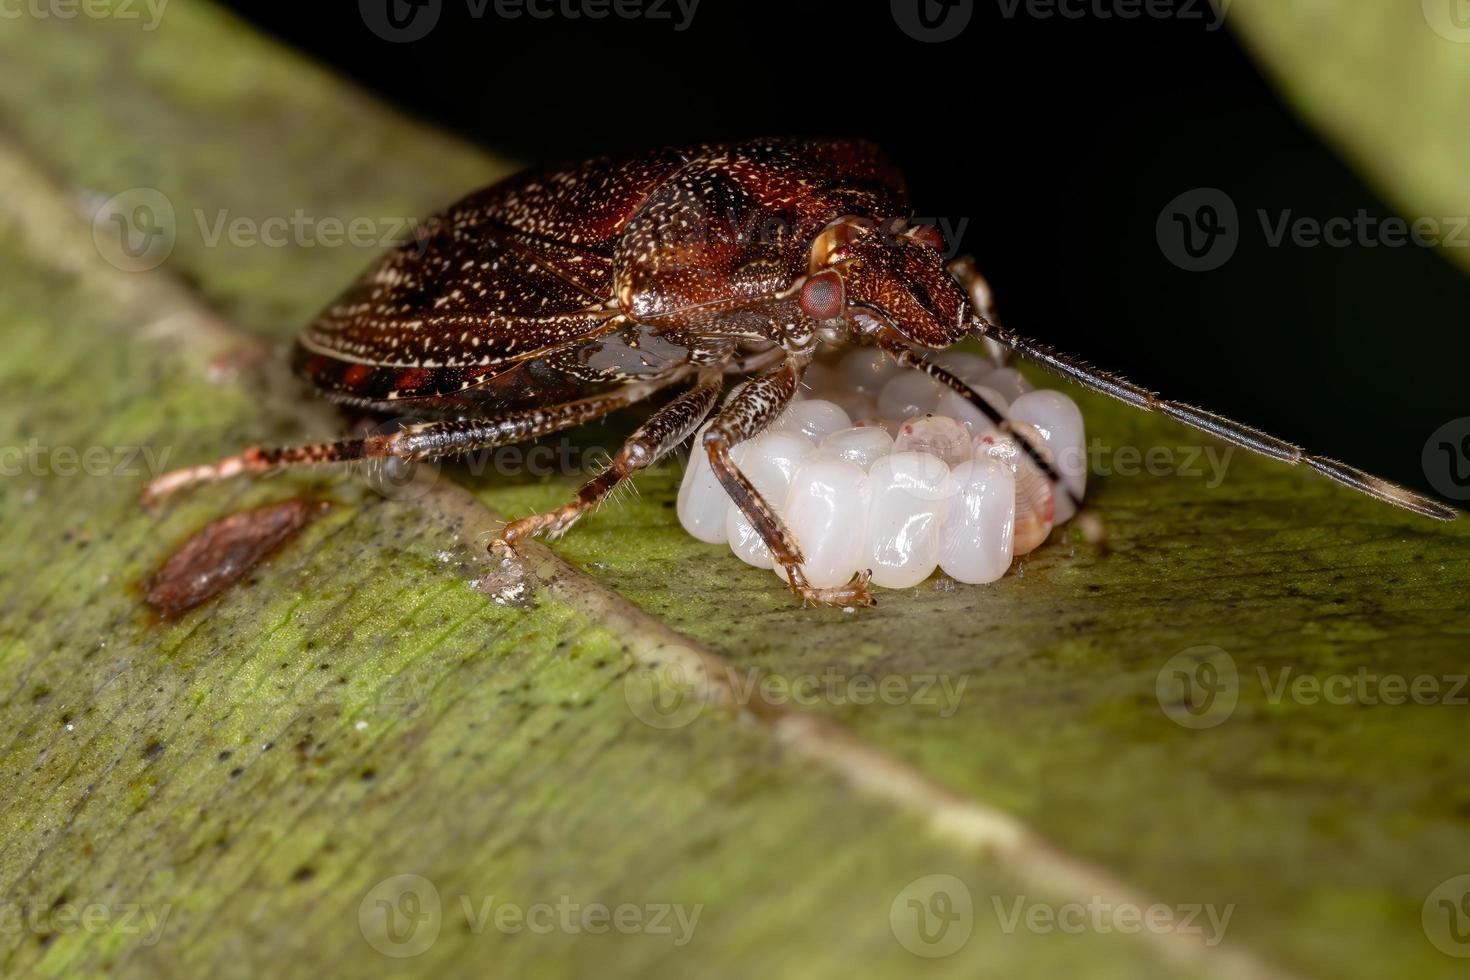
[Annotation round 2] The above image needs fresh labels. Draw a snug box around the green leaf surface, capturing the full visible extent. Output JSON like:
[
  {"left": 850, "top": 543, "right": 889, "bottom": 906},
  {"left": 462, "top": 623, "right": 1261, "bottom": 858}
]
[
  {"left": 1, "top": 4, "right": 1468, "bottom": 978},
  {"left": 1231, "top": 0, "right": 1470, "bottom": 272}
]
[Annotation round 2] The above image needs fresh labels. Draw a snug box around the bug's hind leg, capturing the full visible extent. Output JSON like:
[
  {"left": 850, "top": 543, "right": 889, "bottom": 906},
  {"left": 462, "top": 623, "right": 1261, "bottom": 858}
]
[
  {"left": 141, "top": 379, "right": 676, "bottom": 506},
  {"left": 702, "top": 359, "right": 876, "bottom": 608},
  {"left": 492, "top": 368, "right": 725, "bottom": 550}
]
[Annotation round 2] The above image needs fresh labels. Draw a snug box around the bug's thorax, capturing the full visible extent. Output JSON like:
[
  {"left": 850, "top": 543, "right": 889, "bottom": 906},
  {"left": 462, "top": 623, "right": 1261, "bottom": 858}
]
[{"left": 606, "top": 211, "right": 977, "bottom": 372}]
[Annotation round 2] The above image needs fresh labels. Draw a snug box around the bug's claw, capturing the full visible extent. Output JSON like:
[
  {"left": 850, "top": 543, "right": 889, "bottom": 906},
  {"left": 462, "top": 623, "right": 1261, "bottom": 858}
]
[
  {"left": 784, "top": 567, "right": 877, "bottom": 609},
  {"left": 492, "top": 507, "right": 585, "bottom": 554},
  {"left": 544, "top": 513, "right": 584, "bottom": 541}
]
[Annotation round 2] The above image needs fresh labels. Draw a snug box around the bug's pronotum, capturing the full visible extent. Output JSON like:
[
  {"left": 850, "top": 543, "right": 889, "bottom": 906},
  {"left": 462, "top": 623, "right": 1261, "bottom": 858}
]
[{"left": 143, "top": 138, "right": 1457, "bottom": 607}]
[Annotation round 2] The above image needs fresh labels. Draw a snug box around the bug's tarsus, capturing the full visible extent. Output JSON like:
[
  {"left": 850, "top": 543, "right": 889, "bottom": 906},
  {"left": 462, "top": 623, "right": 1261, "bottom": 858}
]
[
  {"left": 140, "top": 441, "right": 371, "bottom": 506},
  {"left": 492, "top": 368, "right": 724, "bottom": 552},
  {"left": 971, "top": 314, "right": 1459, "bottom": 522}
]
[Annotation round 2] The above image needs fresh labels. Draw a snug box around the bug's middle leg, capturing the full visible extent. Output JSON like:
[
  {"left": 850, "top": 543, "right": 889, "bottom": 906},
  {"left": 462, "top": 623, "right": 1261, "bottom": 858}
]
[
  {"left": 702, "top": 359, "right": 877, "bottom": 608},
  {"left": 493, "top": 368, "right": 725, "bottom": 550}
]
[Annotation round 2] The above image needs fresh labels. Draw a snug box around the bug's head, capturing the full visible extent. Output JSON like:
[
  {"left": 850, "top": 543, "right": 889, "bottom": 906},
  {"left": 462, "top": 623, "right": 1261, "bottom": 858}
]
[{"left": 801, "top": 216, "right": 970, "bottom": 348}]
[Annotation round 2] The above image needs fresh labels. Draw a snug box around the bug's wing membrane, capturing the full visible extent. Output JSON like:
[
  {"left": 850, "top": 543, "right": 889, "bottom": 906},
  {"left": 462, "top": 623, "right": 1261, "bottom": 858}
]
[
  {"left": 295, "top": 149, "right": 702, "bottom": 408},
  {"left": 472, "top": 147, "right": 697, "bottom": 251},
  {"left": 294, "top": 217, "right": 623, "bottom": 407}
]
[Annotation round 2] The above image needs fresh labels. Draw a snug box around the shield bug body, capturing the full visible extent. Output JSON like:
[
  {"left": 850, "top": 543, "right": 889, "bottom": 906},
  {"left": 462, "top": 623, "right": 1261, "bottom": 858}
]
[{"left": 145, "top": 138, "right": 1457, "bottom": 607}]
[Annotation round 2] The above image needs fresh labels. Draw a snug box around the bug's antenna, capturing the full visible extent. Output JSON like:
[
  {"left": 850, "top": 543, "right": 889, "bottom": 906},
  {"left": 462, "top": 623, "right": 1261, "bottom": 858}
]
[
  {"left": 875, "top": 334, "right": 1084, "bottom": 517},
  {"left": 969, "top": 314, "right": 1458, "bottom": 521}
]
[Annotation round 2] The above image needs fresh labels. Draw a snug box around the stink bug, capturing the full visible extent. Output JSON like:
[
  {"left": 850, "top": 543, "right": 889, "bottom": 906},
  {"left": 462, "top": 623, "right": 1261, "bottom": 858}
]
[{"left": 144, "top": 138, "right": 1457, "bottom": 607}]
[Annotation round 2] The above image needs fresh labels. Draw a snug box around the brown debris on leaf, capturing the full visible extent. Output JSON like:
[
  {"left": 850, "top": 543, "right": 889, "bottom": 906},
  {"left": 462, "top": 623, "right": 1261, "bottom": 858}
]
[{"left": 145, "top": 499, "right": 329, "bottom": 618}]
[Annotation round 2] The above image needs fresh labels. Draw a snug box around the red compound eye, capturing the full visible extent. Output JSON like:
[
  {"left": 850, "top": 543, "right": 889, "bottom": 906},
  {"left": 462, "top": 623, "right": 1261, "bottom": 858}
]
[{"left": 799, "top": 270, "right": 845, "bottom": 320}]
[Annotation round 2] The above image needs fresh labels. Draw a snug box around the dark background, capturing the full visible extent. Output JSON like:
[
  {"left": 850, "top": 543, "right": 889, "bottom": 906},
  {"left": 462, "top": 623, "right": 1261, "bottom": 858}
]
[{"left": 227, "top": 0, "right": 1468, "bottom": 496}]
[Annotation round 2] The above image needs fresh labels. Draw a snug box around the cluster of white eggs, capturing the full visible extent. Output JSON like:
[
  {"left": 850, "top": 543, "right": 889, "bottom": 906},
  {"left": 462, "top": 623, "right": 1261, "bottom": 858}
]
[{"left": 677, "top": 348, "right": 1088, "bottom": 591}]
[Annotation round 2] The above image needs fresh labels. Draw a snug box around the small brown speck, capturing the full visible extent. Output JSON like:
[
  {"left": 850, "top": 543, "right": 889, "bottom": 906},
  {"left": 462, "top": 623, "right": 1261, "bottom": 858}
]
[{"left": 145, "top": 499, "right": 329, "bottom": 618}]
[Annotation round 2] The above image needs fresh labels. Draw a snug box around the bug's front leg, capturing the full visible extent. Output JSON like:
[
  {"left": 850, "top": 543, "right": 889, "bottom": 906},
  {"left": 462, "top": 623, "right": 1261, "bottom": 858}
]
[
  {"left": 492, "top": 368, "right": 725, "bottom": 551},
  {"left": 703, "top": 359, "right": 876, "bottom": 608}
]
